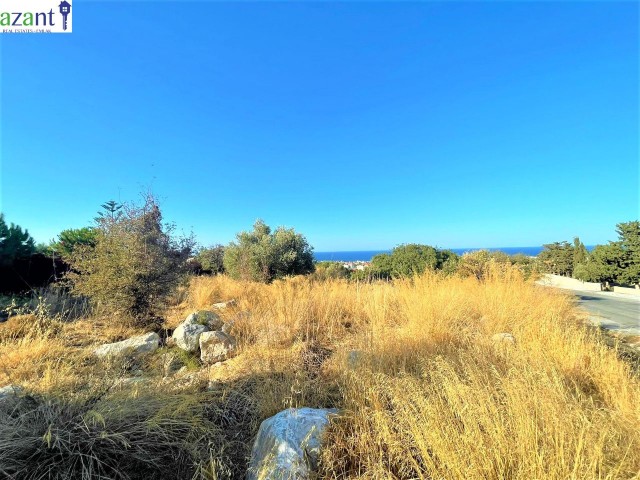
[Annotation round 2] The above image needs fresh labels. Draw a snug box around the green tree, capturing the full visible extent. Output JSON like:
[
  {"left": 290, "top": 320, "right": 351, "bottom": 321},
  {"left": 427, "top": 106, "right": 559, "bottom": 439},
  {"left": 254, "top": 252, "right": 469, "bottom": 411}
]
[
  {"left": 538, "top": 241, "right": 574, "bottom": 276},
  {"left": 369, "top": 245, "right": 459, "bottom": 279},
  {"left": 223, "top": 220, "right": 314, "bottom": 282},
  {"left": 573, "top": 243, "right": 623, "bottom": 285},
  {"left": 51, "top": 227, "right": 98, "bottom": 258},
  {"left": 0, "top": 214, "right": 36, "bottom": 266},
  {"left": 616, "top": 221, "right": 640, "bottom": 286},
  {"left": 66, "top": 195, "right": 194, "bottom": 326},
  {"left": 197, "top": 244, "right": 225, "bottom": 275},
  {"left": 572, "top": 237, "right": 588, "bottom": 273},
  {"left": 312, "top": 261, "right": 350, "bottom": 281}
]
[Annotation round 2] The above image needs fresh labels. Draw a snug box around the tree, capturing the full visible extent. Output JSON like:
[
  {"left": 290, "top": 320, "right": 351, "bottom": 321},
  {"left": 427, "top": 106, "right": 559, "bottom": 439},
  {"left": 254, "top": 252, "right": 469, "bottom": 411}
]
[
  {"left": 616, "top": 221, "right": 640, "bottom": 286},
  {"left": 197, "top": 244, "right": 225, "bottom": 275},
  {"left": 573, "top": 243, "right": 623, "bottom": 285},
  {"left": 66, "top": 195, "right": 194, "bottom": 326},
  {"left": 51, "top": 227, "right": 98, "bottom": 258},
  {"left": 369, "top": 244, "right": 459, "bottom": 279},
  {"left": 538, "top": 241, "right": 574, "bottom": 276},
  {"left": 223, "top": 220, "right": 314, "bottom": 282},
  {"left": 0, "top": 214, "right": 36, "bottom": 266},
  {"left": 573, "top": 237, "right": 588, "bottom": 272}
]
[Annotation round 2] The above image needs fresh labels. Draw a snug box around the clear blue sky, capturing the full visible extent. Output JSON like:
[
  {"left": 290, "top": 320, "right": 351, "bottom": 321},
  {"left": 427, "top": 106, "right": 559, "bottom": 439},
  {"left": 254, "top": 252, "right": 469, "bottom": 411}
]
[{"left": 1, "top": 1, "right": 638, "bottom": 251}]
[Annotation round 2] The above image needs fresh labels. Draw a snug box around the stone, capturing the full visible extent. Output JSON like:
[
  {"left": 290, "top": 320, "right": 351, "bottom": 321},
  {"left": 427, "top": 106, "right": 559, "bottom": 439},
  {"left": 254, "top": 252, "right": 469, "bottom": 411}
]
[
  {"left": 173, "top": 322, "right": 209, "bottom": 353},
  {"left": 492, "top": 333, "right": 515, "bottom": 344},
  {"left": 162, "top": 352, "right": 183, "bottom": 376},
  {"left": 212, "top": 299, "right": 236, "bottom": 310},
  {"left": 0, "top": 385, "right": 22, "bottom": 403},
  {"left": 246, "top": 407, "right": 339, "bottom": 480},
  {"left": 199, "top": 330, "right": 236, "bottom": 364},
  {"left": 93, "top": 332, "right": 160, "bottom": 357},
  {"left": 184, "top": 310, "right": 224, "bottom": 331},
  {"left": 221, "top": 320, "right": 235, "bottom": 335}
]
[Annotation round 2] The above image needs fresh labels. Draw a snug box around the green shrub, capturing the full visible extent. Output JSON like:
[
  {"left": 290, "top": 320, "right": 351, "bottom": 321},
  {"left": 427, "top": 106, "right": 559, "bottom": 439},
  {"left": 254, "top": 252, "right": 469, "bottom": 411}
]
[
  {"left": 66, "top": 195, "right": 194, "bottom": 327},
  {"left": 197, "top": 244, "right": 225, "bottom": 275},
  {"left": 223, "top": 219, "right": 314, "bottom": 282}
]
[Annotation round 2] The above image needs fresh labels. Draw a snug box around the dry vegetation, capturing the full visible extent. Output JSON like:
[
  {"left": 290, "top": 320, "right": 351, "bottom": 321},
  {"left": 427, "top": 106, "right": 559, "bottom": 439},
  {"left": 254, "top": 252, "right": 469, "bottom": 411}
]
[{"left": 1, "top": 264, "right": 639, "bottom": 479}]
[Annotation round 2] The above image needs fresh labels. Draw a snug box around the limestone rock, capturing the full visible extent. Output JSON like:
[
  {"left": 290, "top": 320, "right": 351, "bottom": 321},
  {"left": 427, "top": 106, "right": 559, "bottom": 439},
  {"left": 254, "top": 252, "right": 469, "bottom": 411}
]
[
  {"left": 199, "top": 331, "right": 236, "bottom": 364},
  {"left": 93, "top": 332, "right": 159, "bottom": 357},
  {"left": 246, "top": 407, "right": 339, "bottom": 480},
  {"left": 173, "top": 323, "right": 209, "bottom": 353},
  {"left": 492, "top": 333, "right": 515, "bottom": 344},
  {"left": 212, "top": 299, "right": 236, "bottom": 310},
  {"left": 184, "top": 310, "right": 224, "bottom": 331},
  {"left": 0, "top": 385, "right": 22, "bottom": 403}
]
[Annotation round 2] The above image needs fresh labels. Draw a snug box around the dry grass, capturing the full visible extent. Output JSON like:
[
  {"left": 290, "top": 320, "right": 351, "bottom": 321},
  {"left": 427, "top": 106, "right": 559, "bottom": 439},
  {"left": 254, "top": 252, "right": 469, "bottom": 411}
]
[{"left": 2, "top": 265, "right": 639, "bottom": 479}]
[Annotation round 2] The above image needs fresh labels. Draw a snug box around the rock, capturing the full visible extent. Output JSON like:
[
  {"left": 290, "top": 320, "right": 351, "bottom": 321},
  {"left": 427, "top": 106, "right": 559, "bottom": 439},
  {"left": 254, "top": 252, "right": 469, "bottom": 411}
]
[
  {"left": 0, "top": 385, "right": 22, "bottom": 403},
  {"left": 184, "top": 310, "right": 224, "bottom": 331},
  {"left": 93, "top": 332, "right": 160, "bottom": 357},
  {"left": 492, "top": 333, "right": 515, "bottom": 344},
  {"left": 173, "top": 323, "right": 209, "bottom": 353},
  {"left": 212, "top": 299, "right": 236, "bottom": 309},
  {"left": 199, "top": 331, "right": 236, "bottom": 364},
  {"left": 221, "top": 320, "right": 235, "bottom": 335},
  {"left": 247, "top": 407, "right": 339, "bottom": 480},
  {"left": 162, "top": 353, "right": 183, "bottom": 376}
]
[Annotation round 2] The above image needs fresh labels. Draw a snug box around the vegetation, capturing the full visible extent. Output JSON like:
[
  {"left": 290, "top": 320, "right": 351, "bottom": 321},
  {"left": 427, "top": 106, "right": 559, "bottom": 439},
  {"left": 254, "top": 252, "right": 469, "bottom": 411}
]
[
  {"left": 543, "top": 221, "right": 640, "bottom": 287},
  {"left": 2, "top": 268, "right": 639, "bottom": 479},
  {"left": 197, "top": 244, "right": 226, "bottom": 275},
  {"left": 51, "top": 227, "right": 98, "bottom": 258},
  {"left": 0, "top": 213, "right": 36, "bottom": 266},
  {"left": 65, "top": 196, "right": 194, "bottom": 326},
  {"left": 223, "top": 219, "right": 314, "bottom": 283},
  {"left": 367, "top": 244, "right": 458, "bottom": 279}
]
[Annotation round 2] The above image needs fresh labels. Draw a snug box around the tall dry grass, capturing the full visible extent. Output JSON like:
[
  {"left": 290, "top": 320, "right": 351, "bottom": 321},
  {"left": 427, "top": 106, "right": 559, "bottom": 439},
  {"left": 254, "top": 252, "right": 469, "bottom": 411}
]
[
  {"left": 2, "top": 265, "right": 639, "bottom": 479},
  {"left": 183, "top": 267, "right": 640, "bottom": 479}
]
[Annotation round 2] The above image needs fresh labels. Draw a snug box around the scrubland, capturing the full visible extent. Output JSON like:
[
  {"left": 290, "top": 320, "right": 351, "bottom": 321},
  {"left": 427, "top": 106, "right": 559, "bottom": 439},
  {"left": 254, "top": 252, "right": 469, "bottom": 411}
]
[{"left": 1, "top": 265, "right": 639, "bottom": 479}]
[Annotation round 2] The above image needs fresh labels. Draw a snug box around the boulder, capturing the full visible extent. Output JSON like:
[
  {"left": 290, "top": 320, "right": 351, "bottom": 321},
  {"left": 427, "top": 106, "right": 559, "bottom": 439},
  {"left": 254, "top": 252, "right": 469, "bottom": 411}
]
[
  {"left": 221, "top": 320, "right": 235, "bottom": 335},
  {"left": 199, "top": 331, "right": 236, "bottom": 364},
  {"left": 492, "top": 333, "right": 515, "bottom": 344},
  {"left": 0, "top": 385, "right": 22, "bottom": 403},
  {"left": 173, "top": 323, "right": 209, "bottom": 353},
  {"left": 184, "top": 310, "right": 224, "bottom": 331},
  {"left": 93, "top": 332, "right": 159, "bottom": 357},
  {"left": 246, "top": 407, "right": 339, "bottom": 480}
]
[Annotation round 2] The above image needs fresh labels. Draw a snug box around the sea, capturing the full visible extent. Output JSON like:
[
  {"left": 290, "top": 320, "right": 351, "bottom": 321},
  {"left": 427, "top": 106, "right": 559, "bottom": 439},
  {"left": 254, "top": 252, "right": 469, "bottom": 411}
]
[{"left": 314, "top": 246, "right": 546, "bottom": 262}]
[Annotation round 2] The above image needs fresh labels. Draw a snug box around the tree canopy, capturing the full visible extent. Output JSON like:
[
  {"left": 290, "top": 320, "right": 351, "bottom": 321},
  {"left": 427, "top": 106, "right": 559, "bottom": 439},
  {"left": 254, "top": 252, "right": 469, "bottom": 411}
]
[
  {"left": 0, "top": 214, "right": 36, "bottom": 266},
  {"left": 223, "top": 220, "right": 314, "bottom": 282}
]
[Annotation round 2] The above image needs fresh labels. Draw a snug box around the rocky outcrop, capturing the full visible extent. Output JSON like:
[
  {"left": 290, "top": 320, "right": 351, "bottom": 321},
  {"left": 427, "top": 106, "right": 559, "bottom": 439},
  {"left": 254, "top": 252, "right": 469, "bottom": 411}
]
[
  {"left": 199, "top": 331, "right": 237, "bottom": 364},
  {"left": 93, "top": 332, "right": 160, "bottom": 357},
  {"left": 247, "top": 407, "right": 339, "bottom": 480},
  {"left": 212, "top": 299, "right": 236, "bottom": 310}
]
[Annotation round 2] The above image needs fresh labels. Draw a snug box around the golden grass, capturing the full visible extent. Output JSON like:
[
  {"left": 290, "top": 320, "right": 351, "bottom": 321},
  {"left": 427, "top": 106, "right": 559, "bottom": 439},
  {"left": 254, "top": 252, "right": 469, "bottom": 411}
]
[
  {"left": 183, "top": 268, "right": 640, "bottom": 479},
  {"left": 2, "top": 266, "right": 639, "bottom": 479}
]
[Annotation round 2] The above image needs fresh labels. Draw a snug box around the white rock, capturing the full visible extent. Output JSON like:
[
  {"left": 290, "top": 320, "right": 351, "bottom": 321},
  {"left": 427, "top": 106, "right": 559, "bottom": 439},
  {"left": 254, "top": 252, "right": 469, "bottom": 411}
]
[
  {"left": 199, "top": 331, "right": 236, "bottom": 364},
  {"left": 184, "top": 310, "right": 224, "bottom": 331},
  {"left": 173, "top": 323, "right": 209, "bottom": 353},
  {"left": 0, "top": 385, "right": 22, "bottom": 403},
  {"left": 246, "top": 407, "right": 339, "bottom": 480},
  {"left": 93, "top": 332, "right": 160, "bottom": 357},
  {"left": 492, "top": 333, "right": 516, "bottom": 343},
  {"left": 212, "top": 299, "right": 236, "bottom": 310}
]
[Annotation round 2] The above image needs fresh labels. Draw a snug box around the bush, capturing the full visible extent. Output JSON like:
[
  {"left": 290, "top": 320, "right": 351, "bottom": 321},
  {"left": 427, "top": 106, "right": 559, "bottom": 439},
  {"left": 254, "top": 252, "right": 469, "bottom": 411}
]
[
  {"left": 66, "top": 195, "right": 194, "bottom": 327},
  {"left": 312, "top": 261, "right": 350, "bottom": 281},
  {"left": 223, "top": 220, "right": 314, "bottom": 282},
  {"left": 197, "top": 244, "right": 225, "bottom": 275},
  {"left": 369, "top": 244, "right": 459, "bottom": 279}
]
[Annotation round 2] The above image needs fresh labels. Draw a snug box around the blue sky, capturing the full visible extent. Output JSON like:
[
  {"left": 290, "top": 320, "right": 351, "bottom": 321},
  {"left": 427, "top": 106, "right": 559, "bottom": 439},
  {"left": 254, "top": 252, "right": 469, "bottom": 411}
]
[{"left": 1, "top": 1, "right": 638, "bottom": 251}]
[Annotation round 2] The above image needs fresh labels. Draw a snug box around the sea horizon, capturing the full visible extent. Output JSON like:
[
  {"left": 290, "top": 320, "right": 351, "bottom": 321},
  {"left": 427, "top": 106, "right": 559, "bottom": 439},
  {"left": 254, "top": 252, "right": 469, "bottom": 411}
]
[{"left": 314, "top": 246, "right": 595, "bottom": 262}]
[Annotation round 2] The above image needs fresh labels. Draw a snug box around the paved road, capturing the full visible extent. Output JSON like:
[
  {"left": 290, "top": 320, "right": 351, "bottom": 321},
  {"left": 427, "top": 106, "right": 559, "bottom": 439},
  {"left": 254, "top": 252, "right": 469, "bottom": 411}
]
[{"left": 572, "top": 290, "right": 640, "bottom": 335}]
